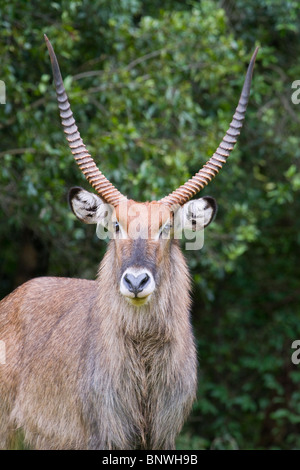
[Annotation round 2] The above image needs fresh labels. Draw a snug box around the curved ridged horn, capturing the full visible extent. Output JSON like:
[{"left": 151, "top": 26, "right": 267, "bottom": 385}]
[
  {"left": 159, "top": 47, "right": 259, "bottom": 207},
  {"left": 45, "top": 35, "right": 126, "bottom": 207}
]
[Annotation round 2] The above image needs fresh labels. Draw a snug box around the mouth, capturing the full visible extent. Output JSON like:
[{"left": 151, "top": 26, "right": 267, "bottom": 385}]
[{"left": 126, "top": 295, "right": 151, "bottom": 307}]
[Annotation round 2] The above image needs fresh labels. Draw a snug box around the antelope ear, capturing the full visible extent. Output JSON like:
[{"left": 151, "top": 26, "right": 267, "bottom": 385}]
[
  {"left": 68, "top": 187, "right": 111, "bottom": 225},
  {"left": 181, "top": 196, "right": 217, "bottom": 231}
]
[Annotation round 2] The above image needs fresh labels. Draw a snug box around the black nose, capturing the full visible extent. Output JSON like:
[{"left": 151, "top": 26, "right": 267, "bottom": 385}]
[{"left": 123, "top": 273, "right": 150, "bottom": 296}]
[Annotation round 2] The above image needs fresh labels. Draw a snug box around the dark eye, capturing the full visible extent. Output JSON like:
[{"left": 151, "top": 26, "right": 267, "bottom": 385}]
[
  {"left": 159, "top": 223, "right": 172, "bottom": 238},
  {"left": 114, "top": 221, "right": 120, "bottom": 232}
]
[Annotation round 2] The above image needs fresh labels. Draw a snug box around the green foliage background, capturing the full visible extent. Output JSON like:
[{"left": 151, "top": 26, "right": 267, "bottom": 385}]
[{"left": 1, "top": 0, "right": 300, "bottom": 449}]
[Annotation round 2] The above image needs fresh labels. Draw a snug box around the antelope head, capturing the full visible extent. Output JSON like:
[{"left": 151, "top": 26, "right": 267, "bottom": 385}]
[{"left": 45, "top": 36, "right": 258, "bottom": 307}]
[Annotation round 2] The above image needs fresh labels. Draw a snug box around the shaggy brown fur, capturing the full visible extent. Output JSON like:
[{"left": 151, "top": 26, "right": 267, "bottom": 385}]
[{"left": 0, "top": 238, "right": 197, "bottom": 450}]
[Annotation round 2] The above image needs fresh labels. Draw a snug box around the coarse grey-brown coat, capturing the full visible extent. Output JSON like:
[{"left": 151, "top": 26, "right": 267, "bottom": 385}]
[{"left": 0, "top": 238, "right": 197, "bottom": 450}]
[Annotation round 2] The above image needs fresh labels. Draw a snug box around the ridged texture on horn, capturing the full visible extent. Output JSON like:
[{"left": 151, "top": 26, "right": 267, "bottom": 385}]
[
  {"left": 44, "top": 35, "right": 126, "bottom": 207},
  {"left": 160, "top": 47, "right": 259, "bottom": 207}
]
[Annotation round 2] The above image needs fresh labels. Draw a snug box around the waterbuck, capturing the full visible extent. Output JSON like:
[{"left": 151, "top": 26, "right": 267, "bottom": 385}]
[{"left": 0, "top": 37, "right": 258, "bottom": 450}]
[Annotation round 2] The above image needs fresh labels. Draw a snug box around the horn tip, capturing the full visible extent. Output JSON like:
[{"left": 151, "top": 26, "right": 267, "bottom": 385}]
[
  {"left": 249, "top": 46, "right": 260, "bottom": 67},
  {"left": 252, "top": 46, "right": 260, "bottom": 60}
]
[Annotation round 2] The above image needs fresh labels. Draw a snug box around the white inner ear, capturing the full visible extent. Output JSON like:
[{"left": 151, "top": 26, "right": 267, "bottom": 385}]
[
  {"left": 182, "top": 198, "right": 214, "bottom": 231},
  {"left": 71, "top": 189, "right": 111, "bottom": 225}
]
